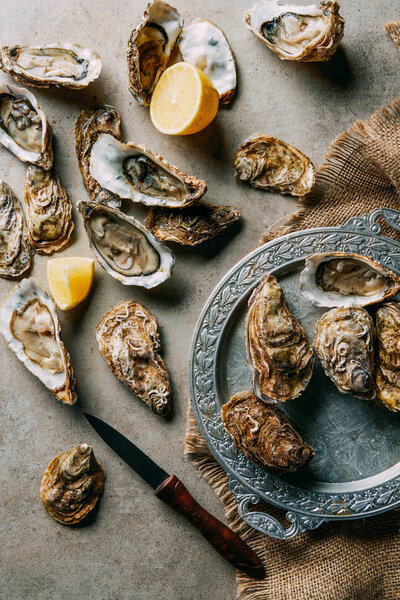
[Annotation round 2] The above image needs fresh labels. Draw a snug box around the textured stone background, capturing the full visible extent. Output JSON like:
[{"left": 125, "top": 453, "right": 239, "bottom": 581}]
[{"left": 0, "top": 1, "right": 398, "bottom": 598}]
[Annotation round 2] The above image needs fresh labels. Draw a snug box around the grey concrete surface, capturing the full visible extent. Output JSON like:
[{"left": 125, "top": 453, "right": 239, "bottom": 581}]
[{"left": 0, "top": 1, "right": 398, "bottom": 599}]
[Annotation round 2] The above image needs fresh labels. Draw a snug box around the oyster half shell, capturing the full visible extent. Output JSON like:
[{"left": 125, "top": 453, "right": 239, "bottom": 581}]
[
  {"left": 376, "top": 303, "right": 400, "bottom": 412},
  {"left": 0, "top": 181, "right": 32, "bottom": 278},
  {"left": 96, "top": 300, "right": 172, "bottom": 416},
  {"left": 0, "top": 277, "right": 77, "bottom": 404}
]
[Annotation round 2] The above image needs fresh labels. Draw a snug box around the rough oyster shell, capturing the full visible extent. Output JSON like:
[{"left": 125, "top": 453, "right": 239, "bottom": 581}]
[
  {"left": 375, "top": 303, "right": 400, "bottom": 412},
  {"left": 233, "top": 133, "right": 314, "bottom": 196},
  {"left": 314, "top": 307, "right": 375, "bottom": 400},
  {"left": 40, "top": 444, "right": 104, "bottom": 525},
  {"left": 245, "top": 274, "right": 314, "bottom": 403},
  {"left": 96, "top": 300, "right": 172, "bottom": 416},
  {"left": 0, "top": 277, "right": 77, "bottom": 404},
  {"left": 245, "top": 0, "right": 344, "bottom": 62},
  {"left": 0, "top": 181, "right": 32, "bottom": 278},
  {"left": 300, "top": 252, "right": 400, "bottom": 308},
  {"left": 221, "top": 390, "right": 314, "bottom": 471}
]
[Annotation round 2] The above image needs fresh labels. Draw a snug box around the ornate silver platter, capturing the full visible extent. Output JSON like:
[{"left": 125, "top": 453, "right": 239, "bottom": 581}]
[{"left": 189, "top": 208, "right": 400, "bottom": 540}]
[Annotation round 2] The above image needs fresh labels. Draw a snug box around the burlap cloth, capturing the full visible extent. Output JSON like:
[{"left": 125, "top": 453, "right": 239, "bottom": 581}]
[{"left": 184, "top": 25, "right": 400, "bottom": 600}]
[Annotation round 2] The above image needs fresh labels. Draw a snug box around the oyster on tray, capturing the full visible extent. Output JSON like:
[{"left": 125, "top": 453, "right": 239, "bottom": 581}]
[
  {"left": 0, "top": 181, "right": 32, "bottom": 278},
  {"left": 375, "top": 303, "right": 400, "bottom": 412}
]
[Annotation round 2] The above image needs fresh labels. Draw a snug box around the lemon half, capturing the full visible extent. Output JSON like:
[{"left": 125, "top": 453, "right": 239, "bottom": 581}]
[{"left": 47, "top": 257, "right": 94, "bottom": 310}]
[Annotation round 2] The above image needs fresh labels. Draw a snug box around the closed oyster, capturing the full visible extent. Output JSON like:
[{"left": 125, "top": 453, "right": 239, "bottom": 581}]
[
  {"left": 0, "top": 181, "right": 32, "bottom": 278},
  {"left": 245, "top": 0, "right": 344, "bottom": 62},
  {"left": 78, "top": 200, "right": 174, "bottom": 288},
  {"left": 96, "top": 300, "right": 172, "bottom": 415},
  {"left": 90, "top": 134, "right": 207, "bottom": 208},
  {"left": 127, "top": 0, "right": 183, "bottom": 106},
  {"left": 245, "top": 274, "right": 314, "bottom": 403},
  {"left": 0, "top": 277, "right": 76, "bottom": 405},
  {"left": 0, "top": 43, "right": 101, "bottom": 89},
  {"left": 375, "top": 303, "right": 400, "bottom": 412},
  {"left": 233, "top": 133, "right": 314, "bottom": 196},
  {"left": 221, "top": 390, "right": 314, "bottom": 471},
  {"left": 0, "top": 82, "right": 53, "bottom": 168},
  {"left": 314, "top": 307, "right": 375, "bottom": 400},
  {"left": 40, "top": 444, "right": 104, "bottom": 525},
  {"left": 300, "top": 252, "right": 400, "bottom": 308}
]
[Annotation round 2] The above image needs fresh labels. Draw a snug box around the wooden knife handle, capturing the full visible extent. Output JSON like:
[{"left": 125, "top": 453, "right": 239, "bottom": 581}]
[{"left": 155, "top": 474, "right": 265, "bottom": 579}]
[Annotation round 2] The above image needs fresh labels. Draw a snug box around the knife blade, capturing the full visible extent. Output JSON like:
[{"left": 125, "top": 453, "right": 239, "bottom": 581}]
[{"left": 85, "top": 413, "right": 265, "bottom": 580}]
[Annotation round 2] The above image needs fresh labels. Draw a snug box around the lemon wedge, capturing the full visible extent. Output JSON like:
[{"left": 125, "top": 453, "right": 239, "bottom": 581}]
[
  {"left": 47, "top": 257, "right": 94, "bottom": 310},
  {"left": 150, "top": 62, "right": 219, "bottom": 135}
]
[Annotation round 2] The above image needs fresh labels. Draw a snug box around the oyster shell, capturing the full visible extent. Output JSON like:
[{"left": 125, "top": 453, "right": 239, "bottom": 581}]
[
  {"left": 127, "top": 0, "right": 183, "bottom": 106},
  {"left": 375, "top": 303, "right": 400, "bottom": 412},
  {"left": 0, "top": 277, "right": 76, "bottom": 405},
  {"left": 40, "top": 444, "right": 104, "bottom": 525},
  {"left": 221, "top": 390, "right": 314, "bottom": 471},
  {"left": 245, "top": 274, "right": 314, "bottom": 403},
  {"left": 0, "top": 81, "right": 53, "bottom": 168},
  {"left": 0, "top": 181, "right": 32, "bottom": 278},
  {"left": 90, "top": 134, "right": 207, "bottom": 208},
  {"left": 233, "top": 133, "right": 314, "bottom": 196},
  {"left": 78, "top": 200, "right": 174, "bottom": 288},
  {"left": 0, "top": 43, "right": 102, "bottom": 89},
  {"left": 300, "top": 252, "right": 400, "bottom": 308},
  {"left": 314, "top": 307, "right": 375, "bottom": 400},
  {"left": 245, "top": 0, "right": 344, "bottom": 62},
  {"left": 96, "top": 300, "right": 172, "bottom": 415}
]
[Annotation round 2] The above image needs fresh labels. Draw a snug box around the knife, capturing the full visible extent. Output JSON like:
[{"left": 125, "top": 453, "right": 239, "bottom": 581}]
[{"left": 84, "top": 413, "right": 265, "bottom": 579}]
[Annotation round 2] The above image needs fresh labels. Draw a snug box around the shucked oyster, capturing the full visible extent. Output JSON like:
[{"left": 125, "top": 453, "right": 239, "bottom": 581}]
[
  {"left": 0, "top": 278, "right": 76, "bottom": 404},
  {"left": 40, "top": 444, "right": 104, "bottom": 525},
  {"left": 245, "top": 0, "right": 344, "bottom": 62},
  {"left": 0, "top": 181, "right": 32, "bottom": 278},
  {"left": 96, "top": 300, "right": 172, "bottom": 415},
  {"left": 222, "top": 390, "right": 314, "bottom": 472},
  {"left": 375, "top": 303, "right": 400, "bottom": 412},
  {"left": 245, "top": 274, "right": 314, "bottom": 403}
]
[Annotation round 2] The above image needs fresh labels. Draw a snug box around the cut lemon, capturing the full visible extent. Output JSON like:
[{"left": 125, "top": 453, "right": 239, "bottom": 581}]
[
  {"left": 47, "top": 257, "right": 94, "bottom": 310},
  {"left": 150, "top": 62, "right": 220, "bottom": 135}
]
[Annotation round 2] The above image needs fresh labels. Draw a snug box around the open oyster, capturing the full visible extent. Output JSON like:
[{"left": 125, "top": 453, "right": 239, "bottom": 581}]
[
  {"left": 90, "top": 134, "right": 207, "bottom": 208},
  {"left": 245, "top": 274, "right": 314, "bottom": 403},
  {"left": 375, "top": 303, "right": 400, "bottom": 412},
  {"left": 245, "top": 0, "right": 344, "bottom": 62},
  {"left": 233, "top": 134, "right": 314, "bottom": 196},
  {"left": 0, "top": 277, "right": 76, "bottom": 404},
  {"left": 0, "top": 181, "right": 32, "bottom": 278},
  {"left": 222, "top": 390, "right": 314, "bottom": 471},
  {"left": 314, "top": 307, "right": 375, "bottom": 400},
  {"left": 0, "top": 82, "right": 53, "bottom": 168},
  {"left": 40, "top": 444, "right": 104, "bottom": 525},
  {"left": 127, "top": 1, "right": 183, "bottom": 106},
  {"left": 96, "top": 300, "right": 172, "bottom": 415},
  {"left": 300, "top": 252, "right": 400, "bottom": 308},
  {"left": 0, "top": 43, "right": 102, "bottom": 89}
]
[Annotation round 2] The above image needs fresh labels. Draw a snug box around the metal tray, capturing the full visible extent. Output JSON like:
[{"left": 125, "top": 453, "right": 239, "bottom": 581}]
[{"left": 189, "top": 208, "right": 400, "bottom": 539}]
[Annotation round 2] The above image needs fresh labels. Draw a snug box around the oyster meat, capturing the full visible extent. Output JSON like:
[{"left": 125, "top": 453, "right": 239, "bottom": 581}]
[
  {"left": 0, "top": 43, "right": 102, "bottom": 89},
  {"left": 300, "top": 252, "right": 400, "bottom": 308},
  {"left": 245, "top": 0, "right": 344, "bottom": 62},
  {"left": 314, "top": 307, "right": 375, "bottom": 400},
  {"left": 90, "top": 134, "right": 207, "bottom": 208},
  {"left": 233, "top": 133, "right": 314, "bottom": 196},
  {"left": 375, "top": 303, "right": 400, "bottom": 412},
  {"left": 245, "top": 274, "right": 314, "bottom": 403},
  {"left": 221, "top": 390, "right": 314, "bottom": 471},
  {"left": 96, "top": 300, "right": 172, "bottom": 415},
  {"left": 0, "top": 277, "right": 76, "bottom": 405},
  {"left": 127, "top": 0, "right": 183, "bottom": 106},
  {"left": 0, "top": 181, "right": 32, "bottom": 278},
  {"left": 40, "top": 444, "right": 104, "bottom": 525}
]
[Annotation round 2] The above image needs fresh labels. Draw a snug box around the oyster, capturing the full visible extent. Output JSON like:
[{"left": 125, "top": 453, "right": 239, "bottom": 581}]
[
  {"left": 314, "top": 307, "right": 375, "bottom": 400},
  {"left": 0, "top": 277, "right": 76, "bottom": 405},
  {"left": 0, "top": 43, "right": 102, "bottom": 89},
  {"left": 245, "top": 0, "right": 344, "bottom": 62},
  {"left": 0, "top": 181, "right": 32, "bottom": 278},
  {"left": 40, "top": 444, "right": 104, "bottom": 525},
  {"left": 90, "top": 134, "right": 207, "bottom": 208},
  {"left": 0, "top": 82, "right": 53, "bottom": 168},
  {"left": 245, "top": 274, "right": 314, "bottom": 403},
  {"left": 233, "top": 133, "right": 314, "bottom": 196},
  {"left": 75, "top": 105, "right": 122, "bottom": 209},
  {"left": 375, "top": 303, "right": 400, "bottom": 412},
  {"left": 300, "top": 252, "right": 400, "bottom": 308},
  {"left": 179, "top": 19, "right": 237, "bottom": 104},
  {"left": 221, "top": 390, "right": 314, "bottom": 471},
  {"left": 96, "top": 300, "right": 172, "bottom": 415},
  {"left": 127, "top": 0, "right": 183, "bottom": 106}
]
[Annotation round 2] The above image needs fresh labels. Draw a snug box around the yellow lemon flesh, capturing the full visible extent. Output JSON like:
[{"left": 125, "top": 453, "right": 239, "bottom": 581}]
[
  {"left": 47, "top": 257, "right": 94, "bottom": 310},
  {"left": 150, "top": 62, "right": 220, "bottom": 135}
]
